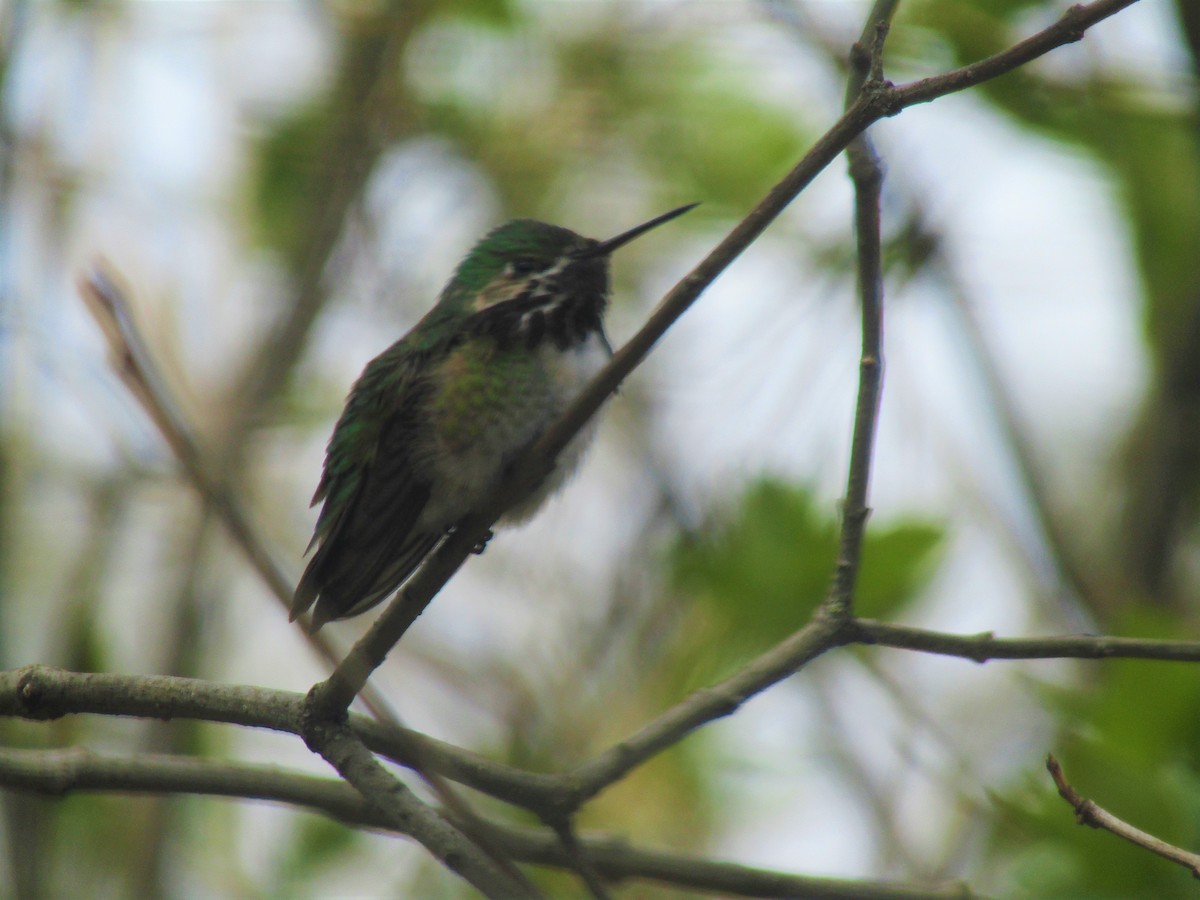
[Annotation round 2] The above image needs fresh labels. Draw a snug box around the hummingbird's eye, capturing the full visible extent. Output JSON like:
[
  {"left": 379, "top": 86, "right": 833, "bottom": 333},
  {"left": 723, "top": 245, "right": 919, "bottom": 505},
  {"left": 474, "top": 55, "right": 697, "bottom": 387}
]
[{"left": 508, "top": 258, "right": 539, "bottom": 277}]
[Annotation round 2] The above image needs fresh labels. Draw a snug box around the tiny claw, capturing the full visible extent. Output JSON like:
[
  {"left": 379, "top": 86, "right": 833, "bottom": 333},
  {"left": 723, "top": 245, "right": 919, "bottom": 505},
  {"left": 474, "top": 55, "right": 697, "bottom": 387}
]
[{"left": 471, "top": 529, "right": 494, "bottom": 555}]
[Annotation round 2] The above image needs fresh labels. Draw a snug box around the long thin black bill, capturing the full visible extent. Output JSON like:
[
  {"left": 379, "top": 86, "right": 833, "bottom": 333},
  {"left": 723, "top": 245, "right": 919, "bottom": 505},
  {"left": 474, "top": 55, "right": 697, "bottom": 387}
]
[{"left": 586, "top": 202, "right": 700, "bottom": 257}]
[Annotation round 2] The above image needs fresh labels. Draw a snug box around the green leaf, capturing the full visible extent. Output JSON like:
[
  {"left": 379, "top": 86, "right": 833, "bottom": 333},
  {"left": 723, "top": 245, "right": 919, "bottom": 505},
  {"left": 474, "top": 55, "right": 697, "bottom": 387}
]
[
  {"left": 671, "top": 478, "right": 943, "bottom": 652},
  {"left": 443, "top": 0, "right": 517, "bottom": 27},
  {"left": 856, "top": 520, "right": 943, "bottom": 619},
  {"left": 251, "top": 103, "right": 334, "bottom": 262}
]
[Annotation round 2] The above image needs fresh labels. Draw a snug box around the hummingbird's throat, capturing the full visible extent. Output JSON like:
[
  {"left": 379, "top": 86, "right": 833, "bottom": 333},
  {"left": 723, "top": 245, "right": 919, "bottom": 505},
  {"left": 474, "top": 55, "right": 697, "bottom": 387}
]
[{"left": 468, "top": 259, "right": 607, "bottom": 353}]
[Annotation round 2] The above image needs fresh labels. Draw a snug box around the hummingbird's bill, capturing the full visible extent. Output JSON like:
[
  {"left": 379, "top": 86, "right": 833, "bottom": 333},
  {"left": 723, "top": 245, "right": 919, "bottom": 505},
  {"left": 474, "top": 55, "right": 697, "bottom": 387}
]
[{"left": 585, "top": 202, "right": 700, "bottom": 257}]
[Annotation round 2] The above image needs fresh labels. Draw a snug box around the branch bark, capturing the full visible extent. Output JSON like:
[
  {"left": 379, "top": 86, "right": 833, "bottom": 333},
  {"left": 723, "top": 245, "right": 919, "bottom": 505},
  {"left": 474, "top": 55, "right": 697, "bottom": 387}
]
[
  {"left": 1047, "top": 754, "right": 1200, "bottom": 878},
  {"left": 0, "top": 746, "right": 978, "bottom": 899},
  {"left": 850, "top": 620, "right": 1200, "bottom": 663},
  {"left": 827, "top": 0, "right": 894, "bottom": 619},
  {"left": 299, "top": 721, "right": 537, "bottom": 898}
]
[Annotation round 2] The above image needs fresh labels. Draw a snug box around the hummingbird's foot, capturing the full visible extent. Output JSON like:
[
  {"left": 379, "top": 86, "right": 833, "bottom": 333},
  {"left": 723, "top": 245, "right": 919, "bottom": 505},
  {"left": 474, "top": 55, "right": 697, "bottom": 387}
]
[
  {"left": 446, "top": 524, "right": 494, "bottom": 555},
  {"left": 471, "top": 529, "right": 494, "bottom": 555}
]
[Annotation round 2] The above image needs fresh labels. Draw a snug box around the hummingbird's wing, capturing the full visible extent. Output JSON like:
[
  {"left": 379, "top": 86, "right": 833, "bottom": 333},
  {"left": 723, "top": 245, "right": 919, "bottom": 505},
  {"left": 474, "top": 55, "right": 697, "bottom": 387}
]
[{"left": 291, "top": 347, "right": 440, "bottom": 631}]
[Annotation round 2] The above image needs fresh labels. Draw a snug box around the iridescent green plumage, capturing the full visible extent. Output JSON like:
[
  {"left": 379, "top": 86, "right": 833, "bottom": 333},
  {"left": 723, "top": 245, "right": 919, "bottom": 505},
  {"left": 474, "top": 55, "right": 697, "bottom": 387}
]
[{"left": 292, "top": 205, "right": 695, "bottom": 631}]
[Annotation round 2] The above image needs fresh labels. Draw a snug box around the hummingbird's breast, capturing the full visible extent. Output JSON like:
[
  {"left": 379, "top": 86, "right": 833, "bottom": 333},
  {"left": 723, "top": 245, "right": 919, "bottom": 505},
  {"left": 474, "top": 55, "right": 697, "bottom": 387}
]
[
  {"left": 414, "top": 323, "right": 611, "bottom": 530},
  {"left": 501, "top": 328, "right": 610, "bottom": 521}
]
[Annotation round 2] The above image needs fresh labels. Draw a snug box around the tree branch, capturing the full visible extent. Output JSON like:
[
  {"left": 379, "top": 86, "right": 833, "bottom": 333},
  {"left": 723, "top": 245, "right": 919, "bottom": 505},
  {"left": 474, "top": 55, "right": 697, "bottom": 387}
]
[
  {"left": 850, "top": 620, "right": 1200, "bottom": 663},
  {"left": 0, "top": 665, "right": 561, "bottom": 810},
  {"left": 10, "top": 613, "right": 1200, "bottom": 886},
  {"left": 1047, "top": 754, "right": 1200, "bottom": 878},
  {"left": 889, "top": 0, "right": 1141, "bottom": 108},
  {"left": 79, "top": 270, "right": 332, "bottom": 659},
  {"left": 0, "top": 668, "right": 530, "bottom": 897},
  {"left": 826, "top": 0, "right": 894, "bottom": 620},
  {"left": 544, "top": 816, "right": 613, "bottom": 900},
  {"left": 299, "top": 721, "right": 538, "bottom": 898},
  {"left": 0, "top": 746, "right": 977, "bottom": 898},
  {"left": 13, "top": 606, "right": 1200, "bottom": 832}
]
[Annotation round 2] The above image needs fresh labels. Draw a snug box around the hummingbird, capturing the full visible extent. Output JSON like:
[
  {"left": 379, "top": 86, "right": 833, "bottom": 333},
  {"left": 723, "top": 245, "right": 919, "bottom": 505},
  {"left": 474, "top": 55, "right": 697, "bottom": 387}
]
[{"left": 292, "top": 203, "right": 696, "bottom": 631}]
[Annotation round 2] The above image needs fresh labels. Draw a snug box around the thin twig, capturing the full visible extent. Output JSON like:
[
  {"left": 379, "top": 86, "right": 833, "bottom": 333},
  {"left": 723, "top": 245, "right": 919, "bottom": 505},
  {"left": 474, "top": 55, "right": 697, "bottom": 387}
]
[
  {"left": 547, "top": 816, "right": 613, "bottom": 900},
  {"left": 1047, "top": 754, "right": 1200, "bottom": 878},
  {"left": 766, "top": 0, "right": 1127, "bottom": 626},
  {"left": 825, "top": 0, "right": 894, "bottom": 620},
  {"left": 79, "top": 269, "right": 314, "bottom": 634},
  {"left": 890, "top": 0, "right": 1140, "bottom": 108},
  {"left": 850, "top": 620, "right": 1200, "bottom": 663},
  {"left": 532, "top": 0, "right": 1144, "bottom": 476}
]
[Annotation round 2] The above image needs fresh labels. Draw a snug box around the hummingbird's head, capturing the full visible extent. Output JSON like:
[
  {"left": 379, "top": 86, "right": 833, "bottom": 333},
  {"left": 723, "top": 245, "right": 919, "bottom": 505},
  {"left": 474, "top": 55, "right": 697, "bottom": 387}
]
[
  {"left": 443, "top": 204, "right": 698, "bottom": 348},
  {"left": 455, "top": 220, "right": 603, "bottom": 316}
]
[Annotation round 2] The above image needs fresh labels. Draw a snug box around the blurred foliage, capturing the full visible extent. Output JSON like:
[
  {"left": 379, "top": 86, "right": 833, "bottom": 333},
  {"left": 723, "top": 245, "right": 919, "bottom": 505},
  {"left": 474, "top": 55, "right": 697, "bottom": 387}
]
[
  {"left": 987, "top": 615, "right": 1200, "bottom": 897},
  {"left": 896, "top": 2, "right": 1200, "bottom": 891},
  {"left": 906, "top": 0, "right": 1200, "bottom": 351},
  {"left": 271, "top": 814, "right": 365, "bottom": 895},
  {"left": 253, "top": 102, "right": 338, "bottom": 261},
  {"left": 671, "top": 478, "right": 942, "bottom": 675}
]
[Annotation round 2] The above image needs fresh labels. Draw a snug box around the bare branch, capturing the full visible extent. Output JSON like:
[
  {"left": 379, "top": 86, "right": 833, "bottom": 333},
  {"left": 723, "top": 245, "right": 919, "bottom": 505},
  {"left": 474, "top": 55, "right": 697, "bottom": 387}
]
[
  {"left": 0, "top": 746, "right": 369, "bottom": 811},
  {"left": 0, "top": 665, "right": 559, "bottom": 811},
  {"left": 492, "top": 824, "right": 980, "bottom": 900},
  {"left": 534, "top": 0, "right": 1145, "bottom": 479},
  {"left": 826, "top": 0, "right": 895, "bottom": 620},
  {"left": 79, "top": 270, "right": 321, "bottom": 648},
  {"left": 299, "top": 720, "right": 538, "bottom": 898},
  {"left": 15, "top": 600, "right": 1200, "bottom": 835},
  {"left": 851, "top": 620, "right": 1200, "bottom": 663},
  {"left": 1047, "top": 755, "right": 1200, "bottom": 878},
  {"left": 545, "top": 817, "right": 613, "bottom": 900},
  {"left": 0, "top": 747, "right": 977, "bottom": 898},
  {"left": 889, "top": 0, "right": 1141, "bottom": 108}
]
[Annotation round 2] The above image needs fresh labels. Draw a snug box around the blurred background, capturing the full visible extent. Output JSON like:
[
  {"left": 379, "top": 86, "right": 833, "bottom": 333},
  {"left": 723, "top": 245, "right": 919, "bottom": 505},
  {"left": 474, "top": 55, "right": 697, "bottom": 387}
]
[{"left": 2, "top": 0, "right": 1198, "bottom": 896}]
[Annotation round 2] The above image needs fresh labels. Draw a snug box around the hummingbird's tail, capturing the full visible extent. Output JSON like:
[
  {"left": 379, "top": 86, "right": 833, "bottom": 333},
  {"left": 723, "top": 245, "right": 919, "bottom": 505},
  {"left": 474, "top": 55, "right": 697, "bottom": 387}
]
[{"left": 290, "top": 528, "right": 441, "bottom": 633}]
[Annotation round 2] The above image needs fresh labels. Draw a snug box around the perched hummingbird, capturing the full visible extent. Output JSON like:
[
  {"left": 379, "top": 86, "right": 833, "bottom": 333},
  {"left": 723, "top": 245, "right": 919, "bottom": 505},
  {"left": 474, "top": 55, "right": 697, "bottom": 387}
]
[{"left": 292, "top": 203, "right": 696, "bottom": 631}]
